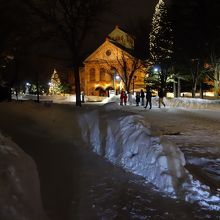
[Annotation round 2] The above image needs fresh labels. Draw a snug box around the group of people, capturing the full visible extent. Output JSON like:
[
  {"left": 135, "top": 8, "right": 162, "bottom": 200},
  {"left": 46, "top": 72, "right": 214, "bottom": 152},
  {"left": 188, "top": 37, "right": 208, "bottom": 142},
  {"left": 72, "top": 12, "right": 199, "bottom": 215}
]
[
  {"left": 120, "top": 87, "right": 166, "bottom": 109},
  {"left": 143, "top": 87, "right": 165, "bottom": 109},
  {"left": 120, "top": 90, "right": 127, "bottom": 105}
]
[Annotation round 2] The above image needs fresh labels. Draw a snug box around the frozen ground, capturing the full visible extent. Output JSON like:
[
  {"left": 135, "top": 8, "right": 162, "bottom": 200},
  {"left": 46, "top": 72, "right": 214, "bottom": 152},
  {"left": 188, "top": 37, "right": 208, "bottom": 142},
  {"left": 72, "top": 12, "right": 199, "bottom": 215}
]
[{"left": 0, "top": 94, "right": 220, "bottom": 219}]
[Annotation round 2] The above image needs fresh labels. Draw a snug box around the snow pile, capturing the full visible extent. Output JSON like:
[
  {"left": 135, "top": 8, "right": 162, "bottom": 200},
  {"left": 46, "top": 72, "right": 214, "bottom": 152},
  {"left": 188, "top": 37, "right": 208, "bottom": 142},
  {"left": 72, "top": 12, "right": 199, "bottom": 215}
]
[
  {"left": 165, "top": 97, "right": 220, "bottom": 109},
  {"left": 102, "top": 95, "right": 220, "bottom": 110},
  {"left": 79, "top": 102, "right": 220, "bottom": 210},
  {"left": 0, "top": 132, "right": 47, "bottom": 220},
  {"left": 79, "top": 102, "right": 189, "bottom": 194}
]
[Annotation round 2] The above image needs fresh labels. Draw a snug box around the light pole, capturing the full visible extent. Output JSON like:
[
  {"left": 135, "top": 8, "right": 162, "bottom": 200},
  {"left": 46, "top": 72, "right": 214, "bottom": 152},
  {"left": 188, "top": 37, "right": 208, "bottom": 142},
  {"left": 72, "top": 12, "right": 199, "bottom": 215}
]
[{"left": 25, "top": 82, "right": 31, "bottom": 94}]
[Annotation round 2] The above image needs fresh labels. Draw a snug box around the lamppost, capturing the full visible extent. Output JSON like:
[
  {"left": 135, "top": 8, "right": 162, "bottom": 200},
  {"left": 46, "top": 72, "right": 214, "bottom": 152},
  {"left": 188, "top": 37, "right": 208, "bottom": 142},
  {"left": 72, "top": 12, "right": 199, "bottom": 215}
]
[
  {"left": 153, "top": 66, "right": 160, "bottom": 88},
  {"left": 112, "top": 69, "right": 120, "bottom": 95},
  {"left": 25, "top": 82, "right": 31, "bottom": 94}
]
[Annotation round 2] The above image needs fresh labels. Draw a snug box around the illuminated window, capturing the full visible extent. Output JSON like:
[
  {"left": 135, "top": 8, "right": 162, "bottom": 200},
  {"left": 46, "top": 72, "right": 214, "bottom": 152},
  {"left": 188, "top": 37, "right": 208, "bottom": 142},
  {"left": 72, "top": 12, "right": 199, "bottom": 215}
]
[
  {"left": 90, "top": 68, "right": 95, "bottom": 82},
  {"left": 100, "top": 68, "right": 105, "bottom": 81}
]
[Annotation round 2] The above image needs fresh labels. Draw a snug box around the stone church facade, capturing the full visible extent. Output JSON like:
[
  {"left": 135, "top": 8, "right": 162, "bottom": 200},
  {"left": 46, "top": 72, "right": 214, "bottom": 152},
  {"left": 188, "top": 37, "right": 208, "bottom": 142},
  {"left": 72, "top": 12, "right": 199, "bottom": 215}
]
[{"left": 80, "top": 26, "right": 146, "bottom": 96}]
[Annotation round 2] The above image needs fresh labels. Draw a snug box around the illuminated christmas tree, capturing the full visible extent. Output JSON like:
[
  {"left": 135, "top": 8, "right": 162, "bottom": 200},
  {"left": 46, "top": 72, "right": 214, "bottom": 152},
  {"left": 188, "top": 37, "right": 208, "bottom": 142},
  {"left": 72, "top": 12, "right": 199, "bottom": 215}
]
[
  {"left": 149, "top": 0, "right": 173, "bottom": 89},
  {"left": 149, "top": 0, "right": 173, "bottom": 65},
  {"left": 49, "top": 69, "right": 61, "bottom": 95}
]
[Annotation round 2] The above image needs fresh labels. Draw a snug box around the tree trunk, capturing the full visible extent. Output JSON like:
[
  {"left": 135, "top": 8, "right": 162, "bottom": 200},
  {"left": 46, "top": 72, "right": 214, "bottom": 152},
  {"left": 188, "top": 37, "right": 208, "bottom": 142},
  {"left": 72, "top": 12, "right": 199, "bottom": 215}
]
[
  {"left": 214, "top": 66, "right": 219, "bottom": 98},
  {"left": 199, "top": 82, "right": 203, "bottom": 99},
  {"left": 73, "top": 65, "right": 81, "bottom": 107},
  {"left": 214, "top": 80, "right": 219, "bottom": 98},
  {"left": 36, "top": 72, "right": 40, "bottom": 103},
  {"left": 177, "top": 77, "right": 181, "bottom": 97},
  {"left": 173, "top": 78, "right": 176, "bottom": 98},
  {"left": 192, "top": 82, "right": 197, "bottom": 98},
  {"left": 14, "top": 57, "right": 19, "bottom": 101}
]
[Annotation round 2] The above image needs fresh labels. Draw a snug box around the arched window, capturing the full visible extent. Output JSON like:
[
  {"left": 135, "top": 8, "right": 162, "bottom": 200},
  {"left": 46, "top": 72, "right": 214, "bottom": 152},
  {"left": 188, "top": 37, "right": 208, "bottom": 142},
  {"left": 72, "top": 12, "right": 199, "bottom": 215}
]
[
  {"left": 100, "top": 68, "right": 105, "bottom": 81},
  {"left": 110, "top": 67, "right": 117, "bottom": 81},
  {"left": 90, "top": 68, "right": 95, "bottom": 82}
]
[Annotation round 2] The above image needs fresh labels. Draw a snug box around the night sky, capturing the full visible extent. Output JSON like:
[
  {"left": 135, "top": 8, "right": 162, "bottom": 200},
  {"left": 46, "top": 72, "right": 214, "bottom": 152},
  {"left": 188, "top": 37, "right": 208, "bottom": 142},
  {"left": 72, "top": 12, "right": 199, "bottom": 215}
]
[
  {"left": 1, "top": 0, "right": 220, "bottom": 84},
  {"left": 17, "top": 0, "right": 158, "bottom": 82}
]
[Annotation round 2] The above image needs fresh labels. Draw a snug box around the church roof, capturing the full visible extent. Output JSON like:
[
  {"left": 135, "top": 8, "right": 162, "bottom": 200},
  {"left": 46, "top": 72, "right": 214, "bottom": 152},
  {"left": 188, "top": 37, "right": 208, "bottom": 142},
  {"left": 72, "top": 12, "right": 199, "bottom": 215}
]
[{"left": 84, "top": 38, "right": 136, "bottom": 63}]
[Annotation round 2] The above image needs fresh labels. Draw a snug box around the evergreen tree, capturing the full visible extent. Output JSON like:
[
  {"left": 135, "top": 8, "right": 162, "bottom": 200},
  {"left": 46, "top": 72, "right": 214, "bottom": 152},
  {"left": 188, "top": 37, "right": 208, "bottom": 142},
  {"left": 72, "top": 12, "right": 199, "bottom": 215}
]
[
  {"left": 49, "top": 69, "right": 61, "bottom": 95},
  {"left": 149, "top": 0, "right": 173, "bottom": 90}
]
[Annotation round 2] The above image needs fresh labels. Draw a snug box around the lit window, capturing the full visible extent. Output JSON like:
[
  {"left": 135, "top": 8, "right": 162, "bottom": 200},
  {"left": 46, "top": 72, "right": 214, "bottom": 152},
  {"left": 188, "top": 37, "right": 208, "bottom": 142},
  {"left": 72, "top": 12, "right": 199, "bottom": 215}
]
[
  {"left": 90, "top": 68, "right": 95, "bottom": 82},
  {"left": 100, "top": 68, "right": 105, "bottom": 81}
]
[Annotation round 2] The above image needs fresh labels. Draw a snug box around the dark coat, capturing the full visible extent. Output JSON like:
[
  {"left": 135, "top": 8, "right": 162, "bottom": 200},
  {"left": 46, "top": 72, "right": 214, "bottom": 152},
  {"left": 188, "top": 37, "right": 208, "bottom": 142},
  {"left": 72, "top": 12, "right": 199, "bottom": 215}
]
[
  {"left": 158, "top": 89, "right": 164, "bottom": 98},
  {"left": 146, "top": 90, "right": 152, "bottom": 99}
]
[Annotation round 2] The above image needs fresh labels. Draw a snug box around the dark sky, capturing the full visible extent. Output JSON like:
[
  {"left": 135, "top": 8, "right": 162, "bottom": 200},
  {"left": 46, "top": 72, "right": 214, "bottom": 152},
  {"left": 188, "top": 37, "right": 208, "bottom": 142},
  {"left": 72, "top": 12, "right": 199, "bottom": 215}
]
[
  {"left": 2, "top": 0, "right": 159, "bottom": 83},
  {"left": 88, "top": 0, "right": 158, "bottom": 51},
  {"left": 34, "top": 0, "right": 159, "bottom": 76}
]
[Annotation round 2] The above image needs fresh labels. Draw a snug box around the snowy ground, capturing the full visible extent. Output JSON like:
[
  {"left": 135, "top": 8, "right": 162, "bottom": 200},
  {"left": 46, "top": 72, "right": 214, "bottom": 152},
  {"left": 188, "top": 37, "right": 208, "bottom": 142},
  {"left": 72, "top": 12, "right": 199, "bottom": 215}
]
[
  {"left": 79, "top": 100, "right": 220, "bottom": 210},
  {"left": 0, "top": 132, "right": 47, "bottom": 220},
  {"left": 1, "top": 94, "right": 220, "bottom": 219}
]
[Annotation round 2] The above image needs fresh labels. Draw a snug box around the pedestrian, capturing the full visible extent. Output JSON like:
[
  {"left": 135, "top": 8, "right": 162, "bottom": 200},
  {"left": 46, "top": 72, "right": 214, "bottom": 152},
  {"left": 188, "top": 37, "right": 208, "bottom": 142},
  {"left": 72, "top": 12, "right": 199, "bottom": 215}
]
[
  {"left": 135, "top": 91, "right": 140, "bottom": 106},
  {"left": 140, "top": 89, "right": 145, "bottom": 106},
  {"left": 158, "top": 87, "right": 166, "bottom": 108},
  {"left": 144, "top": 87, "right": 152, "bottom": 109},
  {"left": 123, "top": 91, "right": 127, "bottom": 105},
  {"left": 120, "top": 90, "right": 125, "bottom": 105}
]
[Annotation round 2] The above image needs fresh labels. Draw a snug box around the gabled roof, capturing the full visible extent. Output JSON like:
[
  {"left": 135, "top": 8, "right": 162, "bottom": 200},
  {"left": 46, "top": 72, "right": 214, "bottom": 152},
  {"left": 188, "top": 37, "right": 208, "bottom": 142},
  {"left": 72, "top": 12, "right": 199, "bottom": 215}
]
[
  {"left": 84, "top": 38, "right": 136, "bottom": 63},
  {"left": 108, "top": 25, "right": 136, "bottom": 40}
]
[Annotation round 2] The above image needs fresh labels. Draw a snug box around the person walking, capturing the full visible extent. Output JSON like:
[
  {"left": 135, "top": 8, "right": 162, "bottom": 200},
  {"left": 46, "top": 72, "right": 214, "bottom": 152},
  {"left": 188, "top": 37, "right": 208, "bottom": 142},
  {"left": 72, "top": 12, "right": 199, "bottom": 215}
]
[
  {"left": 140, "top": 89, "right": 145, "bottom": 106},
  {"left": 158, "top": 87, "right": 166, "bottom": 108},
  {"left": 120, "top": 90, "right": 125, "bottom": 105},
  {"left": 123, "top": 91, "right": 127, "bottom": 105},
  {"left": 135, "top": 91, "right": 140, "bottom": 106},
  {"left": 144, "top": 87, "right": 152, "bottom": 109}
]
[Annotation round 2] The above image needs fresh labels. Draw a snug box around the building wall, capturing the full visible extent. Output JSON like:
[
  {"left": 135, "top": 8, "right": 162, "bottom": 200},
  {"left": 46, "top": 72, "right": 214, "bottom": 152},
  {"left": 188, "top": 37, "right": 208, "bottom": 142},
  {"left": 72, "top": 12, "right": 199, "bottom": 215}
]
[{"left": 82, "top": 59, "right": 146, "bottom": 96}]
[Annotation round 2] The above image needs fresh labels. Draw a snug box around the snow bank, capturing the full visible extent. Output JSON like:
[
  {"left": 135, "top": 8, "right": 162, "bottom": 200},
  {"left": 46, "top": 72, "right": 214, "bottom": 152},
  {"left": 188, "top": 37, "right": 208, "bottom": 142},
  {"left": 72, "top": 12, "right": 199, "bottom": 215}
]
[
  {"left": 79, "top": 102, "right": 220, "bottom": 210},
  {"left": 79, "top": 102, "right": 189, "bottom": 194},
  {"left": 165, "top": 97, "right": 220, "bottom": 109},
  {"left": 0, "top": 132, "right": 47, "bottom": 220}
]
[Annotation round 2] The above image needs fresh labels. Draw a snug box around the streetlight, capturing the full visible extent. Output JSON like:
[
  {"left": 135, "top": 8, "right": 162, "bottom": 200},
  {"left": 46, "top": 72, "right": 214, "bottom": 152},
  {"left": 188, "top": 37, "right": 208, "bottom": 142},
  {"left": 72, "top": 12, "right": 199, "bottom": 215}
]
[
  {"left": 25, "top": 82, "right": 31, "bottom": 94},
  {"left": 154, "top": 67, "right": 158, "bottom": 72}
]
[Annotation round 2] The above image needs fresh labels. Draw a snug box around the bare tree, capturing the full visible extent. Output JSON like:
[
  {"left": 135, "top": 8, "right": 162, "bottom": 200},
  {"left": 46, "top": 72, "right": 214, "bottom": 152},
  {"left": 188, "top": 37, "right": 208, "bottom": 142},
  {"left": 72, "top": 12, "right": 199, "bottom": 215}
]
[
  {"left": 106, "top": 50, "right": 144, "bottom": 94},
  {"left": 210, "top": 52, "right": 220, "bottom": 98},
  {"left": 22, "top": 0, "right": 110, "bottom": 106}
]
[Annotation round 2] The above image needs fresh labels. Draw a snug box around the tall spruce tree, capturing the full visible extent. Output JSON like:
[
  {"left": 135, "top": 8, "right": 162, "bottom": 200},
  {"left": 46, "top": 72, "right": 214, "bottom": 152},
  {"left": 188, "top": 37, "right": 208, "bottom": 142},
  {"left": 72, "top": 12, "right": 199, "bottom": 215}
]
[
  {"left": 149, "top": 0, "right": 173, "bottom": 90},
  {"left": 49, "top": 69, "right": 61, "bottom": 95}
]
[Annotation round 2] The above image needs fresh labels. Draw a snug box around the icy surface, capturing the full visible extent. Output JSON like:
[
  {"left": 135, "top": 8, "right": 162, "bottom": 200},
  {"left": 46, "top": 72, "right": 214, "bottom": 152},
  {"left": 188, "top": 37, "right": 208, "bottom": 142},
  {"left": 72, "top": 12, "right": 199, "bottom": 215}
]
[{"left": 79, "top": 102, "right": 220, "bottom": 210}]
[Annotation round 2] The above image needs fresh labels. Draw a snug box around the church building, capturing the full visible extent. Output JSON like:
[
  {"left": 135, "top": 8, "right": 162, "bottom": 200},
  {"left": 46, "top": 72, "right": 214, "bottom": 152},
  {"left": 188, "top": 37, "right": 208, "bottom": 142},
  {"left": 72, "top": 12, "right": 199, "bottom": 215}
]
[{"left": 80, "top": 25, "right": 147, "bottom": 96}]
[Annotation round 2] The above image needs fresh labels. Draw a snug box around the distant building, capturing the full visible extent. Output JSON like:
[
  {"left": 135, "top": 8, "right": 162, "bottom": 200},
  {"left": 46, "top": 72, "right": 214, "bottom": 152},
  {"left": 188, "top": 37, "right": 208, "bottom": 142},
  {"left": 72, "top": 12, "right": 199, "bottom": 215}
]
[{"left": 80, "top": 25, "right": 147, "bottom": 96}]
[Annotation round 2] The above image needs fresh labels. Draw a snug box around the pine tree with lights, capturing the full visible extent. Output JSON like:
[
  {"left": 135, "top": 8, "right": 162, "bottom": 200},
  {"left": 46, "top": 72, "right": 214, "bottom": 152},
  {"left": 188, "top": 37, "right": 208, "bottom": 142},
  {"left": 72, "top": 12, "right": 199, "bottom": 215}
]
[
  {"left": 149, "top": 0, "right": 173, "bottom": 89},
  {"left": 49, "top": 69, "right": 61, "bottom": 95}
]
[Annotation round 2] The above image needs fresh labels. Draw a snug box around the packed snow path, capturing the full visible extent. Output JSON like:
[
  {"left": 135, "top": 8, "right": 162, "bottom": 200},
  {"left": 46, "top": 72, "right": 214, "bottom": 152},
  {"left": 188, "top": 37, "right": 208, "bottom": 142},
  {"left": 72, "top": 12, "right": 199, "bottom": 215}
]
[{"left": 0, "top": 101, "right": 220, "bottom": 219}]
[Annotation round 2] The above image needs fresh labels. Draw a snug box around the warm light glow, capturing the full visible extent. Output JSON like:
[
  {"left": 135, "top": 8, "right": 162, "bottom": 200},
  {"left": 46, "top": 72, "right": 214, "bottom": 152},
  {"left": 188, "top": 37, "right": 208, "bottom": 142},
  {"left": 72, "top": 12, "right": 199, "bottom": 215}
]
[
  {"left": 115, "top": 75, "right": 120, "bottom": 80},
  {"left": 49, "top": 69, "right": 62, "bottom": 95}
]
